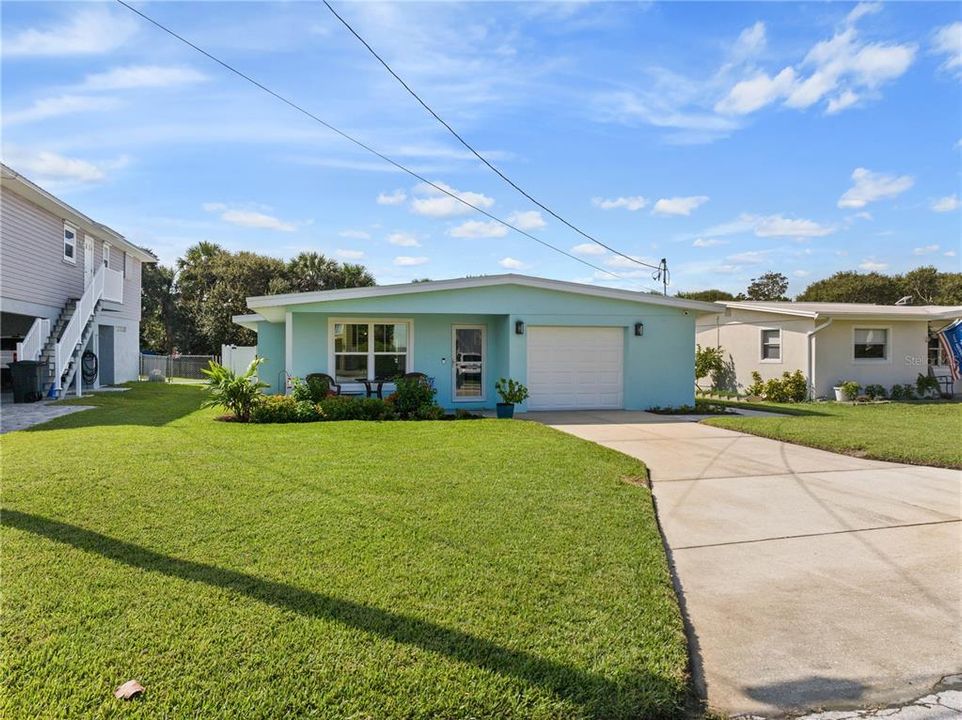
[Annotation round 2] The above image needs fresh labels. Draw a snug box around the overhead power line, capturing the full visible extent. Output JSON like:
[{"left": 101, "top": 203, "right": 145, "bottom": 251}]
[
  {"left": 322, "top": 0, "right": 666, "bottom": 278},
  {"left": 114, "top": 0, "right": 641, "bottom": 285}
]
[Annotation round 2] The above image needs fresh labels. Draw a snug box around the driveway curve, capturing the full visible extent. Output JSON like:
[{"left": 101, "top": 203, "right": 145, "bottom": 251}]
[{"left": 528, "top": 410, "right": 961, "bottom": 717}]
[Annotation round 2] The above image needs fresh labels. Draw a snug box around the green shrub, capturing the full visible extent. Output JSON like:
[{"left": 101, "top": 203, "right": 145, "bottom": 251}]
[
  {"left": 758, "top": 370, "right": 808, "bottom": 403},
  {"left": 695, "top": 345, "right": 725, "bottom": 386},
  {"left": 864, "top": 384, "right": 887, "bottom": 400},
  {"left": 746, "top": 371, "right": 765, "bottom": 397},
  {"left": 838, "top": 380, "right": 860, "bottom": 400},
  {"left": 201, "top": 358, "right": 268, "bottom": 422},
  {"left": 414, "top": 404, "right": 445, "bottom": 420},
  {"left": 495, "top": 378, "right": 529, "bottom": 404},
  {"left": 251, "top": 395, "right": 306, "bottom": 424},
  {"left": 291, "top": 376, "right": 330, "bottom": 404},
  {"left": 317, "top": 396, "right": 395, "bottom": 421},
  {"left": 889, "top": 384, "right": 916, "bottom": 401},
  {"left": 390, "top": 376, "right": 438, "bottom": 419},
  {"left": 916, "top": 372, "right": 940, "bottom": 399}
]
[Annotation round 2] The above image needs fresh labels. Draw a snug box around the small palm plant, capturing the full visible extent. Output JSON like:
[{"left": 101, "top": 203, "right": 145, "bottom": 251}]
[{"left": 201, "top": 357, "right": 268, "bottom": 422}]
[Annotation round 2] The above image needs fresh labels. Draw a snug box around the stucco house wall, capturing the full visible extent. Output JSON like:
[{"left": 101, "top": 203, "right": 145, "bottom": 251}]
[
  {"left": 813, "top": 319, "right": 930, "bottom": 397},
  {"left": 696, "top": 308, "right": 814, "bottom": 392}
]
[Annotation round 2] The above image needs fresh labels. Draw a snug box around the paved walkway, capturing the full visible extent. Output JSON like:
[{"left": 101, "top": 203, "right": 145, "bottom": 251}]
[
  {"left": 526, "top": 410, "right": 962, "bottom": 718},
  {"left": 0, "top": 398, "right": 94, "bottom": 433}
]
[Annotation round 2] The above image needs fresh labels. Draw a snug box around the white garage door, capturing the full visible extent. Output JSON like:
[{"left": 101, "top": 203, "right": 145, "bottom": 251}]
[{"left": 526, "top": 326, "right": 624, "bottom": 410}]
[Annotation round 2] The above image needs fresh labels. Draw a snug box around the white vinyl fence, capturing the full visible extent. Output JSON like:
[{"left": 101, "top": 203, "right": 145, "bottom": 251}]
[{"left": 221, "top": 345, "right": 257, "bottom": 376}]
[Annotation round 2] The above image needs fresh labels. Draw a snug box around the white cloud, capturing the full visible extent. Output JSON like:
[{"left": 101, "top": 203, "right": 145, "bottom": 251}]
[
  {"left": 753, "top": 214, "right": 835, "bottom": 238},
  {"left": 338, "top": 229, "right": 371, "bottom": 240},
  {"left": 2, "top": 94, "right": 121, "bottom": 126},
  {"left": 847, "top": 3, "right": 882, "bottom": 25},
  {"left": 913, "top": 244, "right": 940, "bottom": 255},
  {"left": 2, "top": 6, "right": 138, "bottom": 57},
  {"left": 945, "top": 250, "right": 957, "bottom": 257},
  {"left": 932, "top": 22, "right": 962, "bottom": 77},
  {"left": 854, "top": 211, "right": 873, "bottom": 221},
  {"left": 826, "top": 89, "right": 860, "bottom": 114},
  {"left": 335, "top": 249, "right": 365, "bottom": 260},
  {"left": 394, "top": 255, "right": 429, "bottom": 266},
  {"left": 692, "top": 237, "right": 727, "bottom": 248},
  {"left": 410, "top": 182, "right": 494, "bottom": 217},
  {"left": 387, "top": 232, "right": 420, "bottom": 247},
  {"left": 652, "top": 196, "right": 709, "bottom": 216},
  {"left": 592, "top": 195, "right": 648, "bottom": 211},
  {"left": 81, "top": 65, "right": 208, "bottom": 91},
  {"left": 715, "top": 68, "right": 795, "bottom": 115},
  {"left": 377, "top": 189, "right": 407, "bottom": 206},
  {"left": 3, "top": 147, "right": 112, "bottom": 184},
  {"left": 203, "top": 203, "right": 298, "bottom": 232},
  {"left": 605, "top": 254, "right": 658, "bottom": 269},
  {"left": 571, "top": 243, "right": 607, "bottom": 256},
  {"left": 727, "top": 250, "right": 770, "bottom": 264},
  {"left": 715, "top": 9, "right": 915, "bottom": 117},
  {"left": 931, "top": 194, "right": 960, "bottom": 213},
  {"left": 733, "top": 21, "right": 767, "bottom": 60},
  {"left": 448, "top": 220, "right": 508, "bottom": 239},
  {"left": 838, "top": 167, "right": 914, "bottom": 208},
  {"left": 859, "top": 259, "right": 888, "bottom": 271},
  {"left": 793, "top": 269, "right": 811, "bottom": 277},
  {"left": 506, "top": 210, "right": 546, "bottom": 230},
  {"left": 498, "top": 257, "right": 525, "bottom": 270}
]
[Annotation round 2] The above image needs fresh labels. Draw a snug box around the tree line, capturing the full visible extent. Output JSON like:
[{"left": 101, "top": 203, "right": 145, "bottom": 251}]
[
  {"left": 140, "top": 243, "right": 374, "bottom": 355},
  {"left": 677, "top": 266, "right": 962, "bottom": 305}
]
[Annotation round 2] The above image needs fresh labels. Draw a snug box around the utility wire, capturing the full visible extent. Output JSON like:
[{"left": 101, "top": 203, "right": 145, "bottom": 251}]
[
  {"left": 114, "top": 0, "right": 636, "bottom": 284},
  {"left": 323, "top": 0, "right": 665, "bottom": 277}
]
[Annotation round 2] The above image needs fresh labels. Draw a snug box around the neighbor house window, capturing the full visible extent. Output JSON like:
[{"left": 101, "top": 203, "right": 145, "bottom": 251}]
[
  {"left": 760, "top": 328, "right": 781, "bottom": 361},
  {"left": 854, "top": 328, "right": 888, "bottom": 360},
  {"left": 123, "top": 251, "right": 128, "bottom": 278},
  {"left": 102, "top": 242, "right": 111, "bottom": 269},
  {"left": 63, "top": 223, "right": 77, "bottom": 263},
  {"left": 332, "top": 321, "right": 409, "bottom": 381}
]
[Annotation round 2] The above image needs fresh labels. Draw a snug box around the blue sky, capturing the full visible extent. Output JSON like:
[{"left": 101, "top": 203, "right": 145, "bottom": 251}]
[{"left": 2, "top": 1, "right": 960, "bottom": 295}]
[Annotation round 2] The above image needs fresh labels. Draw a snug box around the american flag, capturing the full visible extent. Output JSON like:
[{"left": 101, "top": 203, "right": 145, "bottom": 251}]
[{"left": 937, "top": 319, "right": 962, "bottom": 381}]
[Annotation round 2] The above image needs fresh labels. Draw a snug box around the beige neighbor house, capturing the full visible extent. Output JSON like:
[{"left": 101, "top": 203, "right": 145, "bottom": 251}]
[
  {"left": 696, "top": 301, "right": 962, "bottom": 399},
  {"left": 0, "top": 164, "right": 156, "bottom": 397}
]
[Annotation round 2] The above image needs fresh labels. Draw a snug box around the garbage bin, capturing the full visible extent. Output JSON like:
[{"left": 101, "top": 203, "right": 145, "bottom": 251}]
[{"left": 9, "top": 360, "right": 45, "bottom": 403}]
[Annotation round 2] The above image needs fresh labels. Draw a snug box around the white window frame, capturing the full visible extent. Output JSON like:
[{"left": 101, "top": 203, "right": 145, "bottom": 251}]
[
  {"left": 451, "top": 324, "right": 486, "bottom": 402},
  {"left": 63, "top": 222, "right": 77, "bottom": 264},
  {"left": 852, "top": 325, "right": 891, "bottom": 364},
  {"left": 102, "top": 241, "right": 112, "bottom": 270},
  {"left": 327, "top": 318, "right": 415, "bottom": 387},
  {"left": 759, "top": 327, "right": 782, "bottom": 364}
]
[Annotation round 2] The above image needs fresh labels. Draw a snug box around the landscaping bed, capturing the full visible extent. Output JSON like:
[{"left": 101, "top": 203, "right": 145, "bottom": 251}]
[{"left": 2, "top": 383, "right": 689, "bottom": 719}]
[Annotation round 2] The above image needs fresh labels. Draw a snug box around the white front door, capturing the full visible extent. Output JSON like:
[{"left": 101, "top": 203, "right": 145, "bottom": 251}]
[
  {"left": 526, "top": 326, "right": 624, "bottom": 410},
  {"left": 83, "top": 235, "right": 94, "bottom": 287}
]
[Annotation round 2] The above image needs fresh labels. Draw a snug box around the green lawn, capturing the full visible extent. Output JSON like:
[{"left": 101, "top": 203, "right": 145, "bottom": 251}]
[
  {"left": 2, "top": 384, "right": 688, "bottom": 719},
  {"left": 704, "top": 400, "right": 962, "bottom": 468}
]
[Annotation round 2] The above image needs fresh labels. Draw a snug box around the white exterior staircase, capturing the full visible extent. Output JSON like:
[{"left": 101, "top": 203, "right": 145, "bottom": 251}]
[{"left": 16, "top": 264, "right": 124, "bottom": 398}]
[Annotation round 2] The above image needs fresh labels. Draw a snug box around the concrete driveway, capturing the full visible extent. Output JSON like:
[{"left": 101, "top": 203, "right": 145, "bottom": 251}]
[{"left": 528, "top": 410, "right": 961, "bottom": 717}]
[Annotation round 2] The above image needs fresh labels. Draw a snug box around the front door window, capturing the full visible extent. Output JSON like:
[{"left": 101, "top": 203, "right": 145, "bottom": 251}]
[{"left": 454, "top": 326, "right": 484, "bottom": 400}]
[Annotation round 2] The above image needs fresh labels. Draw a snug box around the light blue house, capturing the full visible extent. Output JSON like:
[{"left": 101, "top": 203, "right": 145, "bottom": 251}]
[{"left": 233, "top": 274, "right": 721, "bottom": 411}]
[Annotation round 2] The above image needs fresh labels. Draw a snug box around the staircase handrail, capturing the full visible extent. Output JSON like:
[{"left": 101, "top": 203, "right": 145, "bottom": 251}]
[
  {"left": 55, "top": 264, "right": 105, "bottom": 389},
  {"left": 16, "top": 317, "right": 51, "bottom": 362}
]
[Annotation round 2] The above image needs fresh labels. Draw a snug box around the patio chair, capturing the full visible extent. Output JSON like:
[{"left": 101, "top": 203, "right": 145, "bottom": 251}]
[
  {"left": 928, "top": 366, "right": 954, "bottom": 399},
  {"left": 401, "top": 372, "right": 431, "bottom": 387},
  {"left": 306, "top": 373, "right": 340, "bottom": 396}
]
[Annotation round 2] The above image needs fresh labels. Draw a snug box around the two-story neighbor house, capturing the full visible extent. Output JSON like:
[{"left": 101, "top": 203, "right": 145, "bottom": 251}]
[{"left": 0, "top": 163, "right": 156, "bottom": 396}]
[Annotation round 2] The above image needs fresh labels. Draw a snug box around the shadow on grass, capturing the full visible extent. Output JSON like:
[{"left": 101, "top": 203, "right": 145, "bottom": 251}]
[
  {"left": 3, "top": 509, "right": 683, "bottom": 718},
  {"left": 23, "top": 383, "right": 204, "bottom": 431},
  {"left": 704, "top": 400, "right": 830, "bottom": 417}
]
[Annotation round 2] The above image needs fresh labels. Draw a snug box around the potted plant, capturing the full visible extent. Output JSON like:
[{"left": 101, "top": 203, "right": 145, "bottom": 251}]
[
  {"left": 495, "top": 378, "right": 529, "bottom": 419},
  {"left": 833, "top": 380, "right": 860, "bottom": 402}
]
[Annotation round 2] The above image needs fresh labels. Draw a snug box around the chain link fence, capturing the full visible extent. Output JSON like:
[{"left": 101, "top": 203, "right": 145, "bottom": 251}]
[{"left": 140, "top": 354, "right": 218, "bottom": 381}]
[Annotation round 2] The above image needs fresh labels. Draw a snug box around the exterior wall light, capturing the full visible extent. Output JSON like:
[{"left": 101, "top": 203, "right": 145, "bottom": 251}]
[
  {"left": 515, "top": 320, "right": 525, "bottom": 335},
  {"left": 634, "top": 322, "right": 644, "bottom": 337}
]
